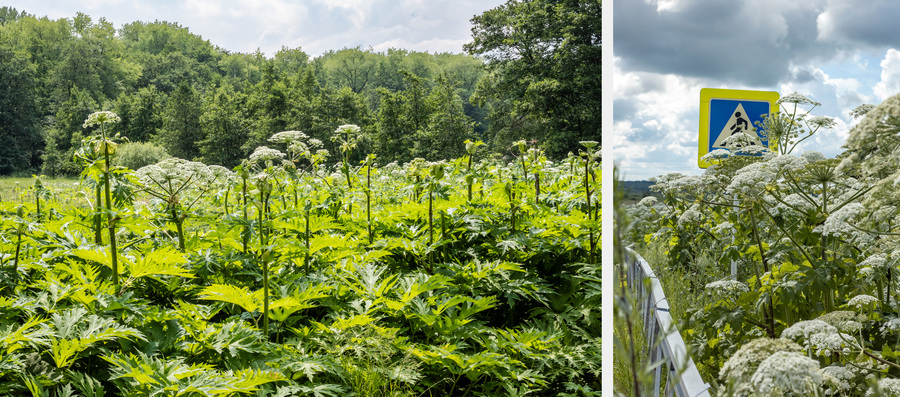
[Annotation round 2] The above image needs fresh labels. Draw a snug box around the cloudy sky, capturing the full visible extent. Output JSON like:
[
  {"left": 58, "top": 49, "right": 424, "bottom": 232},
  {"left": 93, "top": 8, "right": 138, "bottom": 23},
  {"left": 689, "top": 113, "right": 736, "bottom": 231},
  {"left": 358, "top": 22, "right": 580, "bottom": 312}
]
[
  {"left": 2, "top": 0, "right": 506, "bottom": 57},
  {"left": 614, "top": 0, "right": 900, "bottom": 180}
]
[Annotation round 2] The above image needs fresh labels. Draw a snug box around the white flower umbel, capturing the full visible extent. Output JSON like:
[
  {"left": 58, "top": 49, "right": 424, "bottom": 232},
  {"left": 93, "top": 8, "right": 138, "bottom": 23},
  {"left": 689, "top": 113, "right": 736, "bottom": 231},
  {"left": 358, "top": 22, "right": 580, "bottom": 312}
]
[
  {"left": 808, "top": 332, "right": 859, "bottom": 357},
  {"left": 700, "top": 149, "right": 731, "bottom": 163},
  {"left": 676, "top": 203, "right": 702, "bottom": 230},
  {"left": 82, "top": 111, "right": 121, "bottom": 128},
  {"left": 806, "top": 115, "right": 837, "bottom": 129},
  {"left": 249, "top": 146, "right": 286, "bottom": 164},
  {"left": 850, "top": 104, "right": 875, "bottom": 119},
  {"left": 881, "top": 317, "right": 900, "bottom": 335},
  {"left": 778, "top": 92, "right": 821, "bottom": 106},
  {"left": 818, "top": 311, "right": 867, "bottom": 334},
  {"left": 706, "top": 279, "right": 750, "bottom": 297},
  {"left": 269, "top": 130, "right": 308, "bottom": 144},
  {"left": 720, "top": 338, "right": 803, "bottom": 387},
  {"left": 727, "top": 162, "right": 773, "bottom": 198},
  {"left": 749, "top": 351, "right": 823, "bottom": 395},
  {"left": 782, "top": 319, "right": 838, "bottom": 341},
  {"left": 637, "top": 196, "right": 657, "bottom": 206},
  {"left": 801, "top": 150, "right": 827, "bottom": 162},
  {"left": 847, "top": 294, "right": 879, "bottom": 310},
  {"left": 712, "top": 221, "right": 735, "bottom": 236},
  {"left": 867, "top": 378, "right": 900, "bottom": 396},
  {"left": 820, "top": 202, "right": 864, "bottom": 237},
  {"left": 821, "top": 364, "right": 853, "bottom": 395},
  {"left": 857, "top": 253, "right": 889, "bottom": 278}
]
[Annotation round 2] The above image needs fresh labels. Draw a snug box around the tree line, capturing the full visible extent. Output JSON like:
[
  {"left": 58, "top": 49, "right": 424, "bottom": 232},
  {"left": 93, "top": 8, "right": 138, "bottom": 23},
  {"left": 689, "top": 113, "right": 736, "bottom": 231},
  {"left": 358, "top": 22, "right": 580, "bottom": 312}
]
[{"left": 0, "top": 1, "right": 600, "bottom": 176}]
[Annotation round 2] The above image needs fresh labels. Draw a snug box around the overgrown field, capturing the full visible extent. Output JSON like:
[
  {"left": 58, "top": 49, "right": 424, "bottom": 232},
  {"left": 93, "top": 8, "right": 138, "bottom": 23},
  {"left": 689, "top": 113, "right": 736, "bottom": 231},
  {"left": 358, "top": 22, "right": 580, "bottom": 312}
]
[
  {"left": 0, "top": 121, "right": 600, "bottom": 396},
  {"left": 621, "top": 92, "right": 900, "bottom": 396}
]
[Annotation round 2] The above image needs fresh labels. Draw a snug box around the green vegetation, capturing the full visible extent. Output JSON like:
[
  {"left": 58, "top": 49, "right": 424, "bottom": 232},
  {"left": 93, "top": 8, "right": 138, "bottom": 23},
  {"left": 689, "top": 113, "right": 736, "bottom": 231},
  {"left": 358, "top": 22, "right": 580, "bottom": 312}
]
[
  {"left": 621, "top": 92, "right": 900, "bottom": 395},
  {"left": 0, "top": 127, "right": 600, "bottom": 394},
  {"left": 0, "top": 3, "right": 600, "bottom": 177}
]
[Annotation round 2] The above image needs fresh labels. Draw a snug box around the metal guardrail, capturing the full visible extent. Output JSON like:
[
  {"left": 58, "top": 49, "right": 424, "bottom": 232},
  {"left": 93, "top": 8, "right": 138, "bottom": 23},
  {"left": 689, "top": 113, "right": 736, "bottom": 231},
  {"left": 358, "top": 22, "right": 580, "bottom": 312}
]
[{"left": 625, "top": 248, "right": 712, "bottom": 397}]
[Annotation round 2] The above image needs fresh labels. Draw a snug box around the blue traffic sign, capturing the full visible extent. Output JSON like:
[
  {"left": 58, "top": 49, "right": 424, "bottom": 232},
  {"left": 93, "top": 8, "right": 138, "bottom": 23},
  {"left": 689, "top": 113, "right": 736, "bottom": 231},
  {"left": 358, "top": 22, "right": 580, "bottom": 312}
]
[{"left": 699, "top": 89, "right": 779, "bottom": 168}]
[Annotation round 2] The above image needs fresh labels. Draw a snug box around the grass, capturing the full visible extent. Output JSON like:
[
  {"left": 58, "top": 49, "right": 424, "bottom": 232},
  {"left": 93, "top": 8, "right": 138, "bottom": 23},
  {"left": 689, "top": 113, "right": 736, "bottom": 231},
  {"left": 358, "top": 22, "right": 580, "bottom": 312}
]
[
  {"left": 0, "top": 176, "right": 81, "bottom": 206},
  {"left": 636, "top": 238, "right": 728, "bottom": 385}
]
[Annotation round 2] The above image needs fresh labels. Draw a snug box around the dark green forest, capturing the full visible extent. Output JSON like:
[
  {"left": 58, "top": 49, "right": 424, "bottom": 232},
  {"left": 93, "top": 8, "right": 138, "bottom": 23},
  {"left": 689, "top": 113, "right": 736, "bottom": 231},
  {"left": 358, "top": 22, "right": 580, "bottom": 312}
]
[{"left": 0, "top": 1, "right": 600, "bottom": 176}]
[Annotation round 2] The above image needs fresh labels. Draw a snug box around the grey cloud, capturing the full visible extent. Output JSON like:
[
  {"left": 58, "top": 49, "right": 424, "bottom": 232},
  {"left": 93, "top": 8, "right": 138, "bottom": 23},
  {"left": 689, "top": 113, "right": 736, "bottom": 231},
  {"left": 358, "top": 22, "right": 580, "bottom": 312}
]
[
  {"left": 818, "top": 0, "right": 900, "bottom": 48},
  {"left": 614, "top": 0, "right": 833, "bottom": 86}
]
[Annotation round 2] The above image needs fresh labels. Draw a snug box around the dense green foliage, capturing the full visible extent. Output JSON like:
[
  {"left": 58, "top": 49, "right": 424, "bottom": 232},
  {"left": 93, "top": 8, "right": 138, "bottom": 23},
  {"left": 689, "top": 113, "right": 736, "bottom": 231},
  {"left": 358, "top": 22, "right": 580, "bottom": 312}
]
[
  {"left": 0, "top": 122, "right": 600, "bottom": 395},
  {"left": 622, "top": 93, "right": 900, "bottom": 395},
  {"left": 466, "top": 0, "right": 601, "bottom": 158},
  {"left": 0, "top": 4, "right": 601, "bottom": 177}
]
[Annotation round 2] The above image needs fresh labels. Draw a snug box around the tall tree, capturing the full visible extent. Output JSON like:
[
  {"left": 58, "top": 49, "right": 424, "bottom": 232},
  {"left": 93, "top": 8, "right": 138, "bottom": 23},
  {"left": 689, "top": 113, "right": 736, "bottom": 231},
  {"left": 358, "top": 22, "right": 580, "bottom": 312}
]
[
  {"left": 158, "top": 82, "right": 203, "bottom": 160},
  {"left": 42, "top": 86, "right": 96, "bottom": 176},
  {"left": 0, "top": 40, "right": 41, "bottom": 174},
  {"left": 199, "top": 84, "right": 248, "bottom": 167},
  {"left": 465, "top": 0, "right": 601, "bottom": 158},
  {"left": 115, "top": 85, "right": 165, "bottom": 142},
  {"left": 416, "top": 73, "right": 474, "bottom": 160}
]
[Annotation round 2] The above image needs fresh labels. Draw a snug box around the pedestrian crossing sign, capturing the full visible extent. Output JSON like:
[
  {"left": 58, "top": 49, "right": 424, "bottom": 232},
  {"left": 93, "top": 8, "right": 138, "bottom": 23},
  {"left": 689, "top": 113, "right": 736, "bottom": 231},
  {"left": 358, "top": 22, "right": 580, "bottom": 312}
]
[{"left": 699, "top": 88, "right": 779, "bottom": 168}]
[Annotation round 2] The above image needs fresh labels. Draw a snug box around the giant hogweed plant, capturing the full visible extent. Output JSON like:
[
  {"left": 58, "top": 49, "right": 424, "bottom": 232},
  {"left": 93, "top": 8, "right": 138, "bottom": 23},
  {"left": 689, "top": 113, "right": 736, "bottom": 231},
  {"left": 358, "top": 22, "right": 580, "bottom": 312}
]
[
  {"left": 0, "top": 137, "right": 598, "bottom": 396},
  {"left": 636, "top": 92, "right": 900, "bottom": 394}
]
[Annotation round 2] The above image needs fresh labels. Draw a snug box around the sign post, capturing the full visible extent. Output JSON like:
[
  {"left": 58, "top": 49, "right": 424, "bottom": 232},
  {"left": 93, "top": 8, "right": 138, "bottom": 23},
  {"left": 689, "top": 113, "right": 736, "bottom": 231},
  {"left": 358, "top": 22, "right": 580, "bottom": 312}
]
[{"left": 698, "top": 88, "right": 779, "bottom": 168}]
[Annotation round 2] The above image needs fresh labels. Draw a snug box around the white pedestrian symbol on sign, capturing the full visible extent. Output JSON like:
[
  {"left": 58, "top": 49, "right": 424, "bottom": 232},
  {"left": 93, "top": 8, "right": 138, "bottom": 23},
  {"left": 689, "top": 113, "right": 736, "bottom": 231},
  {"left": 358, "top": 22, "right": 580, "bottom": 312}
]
[{"left": 712, "top": 103, "right": 762, "bottom": 148}]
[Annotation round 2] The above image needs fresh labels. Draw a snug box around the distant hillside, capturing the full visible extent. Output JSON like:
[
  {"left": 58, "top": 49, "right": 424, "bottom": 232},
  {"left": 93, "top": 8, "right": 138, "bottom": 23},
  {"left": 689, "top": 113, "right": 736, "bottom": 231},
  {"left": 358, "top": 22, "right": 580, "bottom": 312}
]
[{"left": 619, "top": 180, "right": 658, "bottom": 204}]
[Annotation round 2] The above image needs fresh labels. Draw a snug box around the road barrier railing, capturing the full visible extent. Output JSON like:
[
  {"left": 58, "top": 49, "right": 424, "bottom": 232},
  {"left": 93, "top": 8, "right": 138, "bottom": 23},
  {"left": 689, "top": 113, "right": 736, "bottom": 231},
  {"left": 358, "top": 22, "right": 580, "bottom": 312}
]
[{"left": 625, "top": 247, "right": 712, "bottom": 397}]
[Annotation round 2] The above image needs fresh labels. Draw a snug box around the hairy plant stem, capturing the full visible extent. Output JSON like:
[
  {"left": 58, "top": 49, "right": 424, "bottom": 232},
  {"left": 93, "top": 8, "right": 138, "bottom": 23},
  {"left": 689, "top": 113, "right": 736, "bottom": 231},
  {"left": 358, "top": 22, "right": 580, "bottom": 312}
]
[
  {"left": 749, "top": 206, "right": 775, "bottom": 337},
  {"left": 584, "top": 158, "right": 595, "bottom": 262},
  {"left": 366, "top": 162, "right": 373, "bottom": 244},
  {"left": 242, "top": 178, "right": 249, "bottom": 254},
  {"left": 467, "top": 155, "right": 473, "bottom": 202},
  {"left": 305, "top": 205, "right": 311, "bottom": 274},
  {"left": 13, "top": 223, "right": 23, "bottom": 275},
  {"left": 428, "top": 185, "right": 434, "bottom": 273},
  {"left": 171, "top": 207, "right": 185, "bottom": 251},
  {"left": 101, "top": 124, "right": 119, "bottom": 287},
  {"left": 94, "top": 183, "right": 103, "bottom": 244},
  {"left": 259, "top": 188, "right": 270, "bottom": 338}
]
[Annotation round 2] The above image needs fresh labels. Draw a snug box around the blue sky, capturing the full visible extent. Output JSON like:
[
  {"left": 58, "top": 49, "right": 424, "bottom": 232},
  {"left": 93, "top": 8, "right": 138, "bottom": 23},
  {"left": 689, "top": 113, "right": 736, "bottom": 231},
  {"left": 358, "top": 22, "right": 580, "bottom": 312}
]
[
  {"left": 1, "top": 0, "right": 506, "bottom": 57},
  {"left": 614, "top": 0, "right": 900, "bottom": 181}
]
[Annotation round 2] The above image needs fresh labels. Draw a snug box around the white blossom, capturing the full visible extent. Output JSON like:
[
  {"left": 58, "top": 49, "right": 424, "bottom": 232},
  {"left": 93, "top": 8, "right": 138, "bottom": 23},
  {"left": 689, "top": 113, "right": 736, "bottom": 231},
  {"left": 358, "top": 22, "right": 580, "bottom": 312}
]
[
  {"left": 868, "top": 378, "right": 900, "bottom": 396},
  {"left": 720, "top": 337, "right": 803, "bottom": 387},
  {"left": 847, "top": 294, "right": 879, "bottom": 310},
  {"left": 637, "top": 196, "right": 658, "bottom": 206},
  {"left": 782, "top": 319, "right": 838, "bottom": 341},
  {"left": 269, "top": 130, "right": 308, "bottom": 144},
  {"left": 749, "top": 351, "right": 823, "bottom": 395},
  {"left": 807, "top": 115, "right": 837, "bottom": 129},
  {"left": 801, "top": 151, "right": 827, "bottom": 162},
  {"left": 821, "top": 365, "right": 853, "bottom": 395},
  {"left": 820, "top": 203, "right": 864, "bottom": 237},
  {"left": 706, "top": 279, "right": 749, "bottom": 296},
  {"left": 249, "top": 146, "right": 286, "bottom": 163},
  {"left": 777, "top": 92, "right": 820, "bottom": 106},
  {"left": 808, "top": 332, "right": 859, "bottom": 356},
  {"left": 83, "top": 111, "right": 121, "bottom": 128}
]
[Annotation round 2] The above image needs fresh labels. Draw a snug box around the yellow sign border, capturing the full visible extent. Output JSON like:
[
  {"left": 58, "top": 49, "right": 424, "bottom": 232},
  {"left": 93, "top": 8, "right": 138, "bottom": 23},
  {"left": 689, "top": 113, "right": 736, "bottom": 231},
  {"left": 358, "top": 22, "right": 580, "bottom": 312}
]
[{"left": 699, "top": 88, "right": 780, "bottom": 168}]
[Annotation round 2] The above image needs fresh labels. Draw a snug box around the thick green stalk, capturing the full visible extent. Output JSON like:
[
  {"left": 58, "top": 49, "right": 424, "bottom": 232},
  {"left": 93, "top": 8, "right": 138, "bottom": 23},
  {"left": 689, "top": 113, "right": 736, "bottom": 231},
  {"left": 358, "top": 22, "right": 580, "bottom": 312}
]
[
  {"left": 94, "top": 183, "right": 103, "bottom": 244},
  {"left": 749, "top": 207, "right": 775, "bottom": 337},
  {"left": 367, "top": 163, "right": 373, "bottom": 244},
  {"left": 428, "top": 185, "right": 434, "bottom": 272},
  {"left": 172, "top": 207, "right": 185, "bottom": 251},
  {"left": 467, "top": 155, "right": 473, "bottom": 202},
  {"left": 259, "top": 189, "right": 270, "bottom": 337},
  {"left": 101, "top": 124, "right": 119, "bottom": 287},
  {"left": 305, "top": 205, "right": 311, "bottom": 274},
  {"left": 584, "top": 158, "right": 596, "bottom": 262}
]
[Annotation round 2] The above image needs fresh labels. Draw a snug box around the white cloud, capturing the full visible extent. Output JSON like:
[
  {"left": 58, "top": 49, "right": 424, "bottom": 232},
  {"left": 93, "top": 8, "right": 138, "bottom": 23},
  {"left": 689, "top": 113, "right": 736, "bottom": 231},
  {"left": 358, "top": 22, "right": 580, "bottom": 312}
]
[
  {"left": 873, "top": 49, "right": 900, "bottom": 101},
  {"left": 3, "top": 0, "right": 505, "bottom": 56}
]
